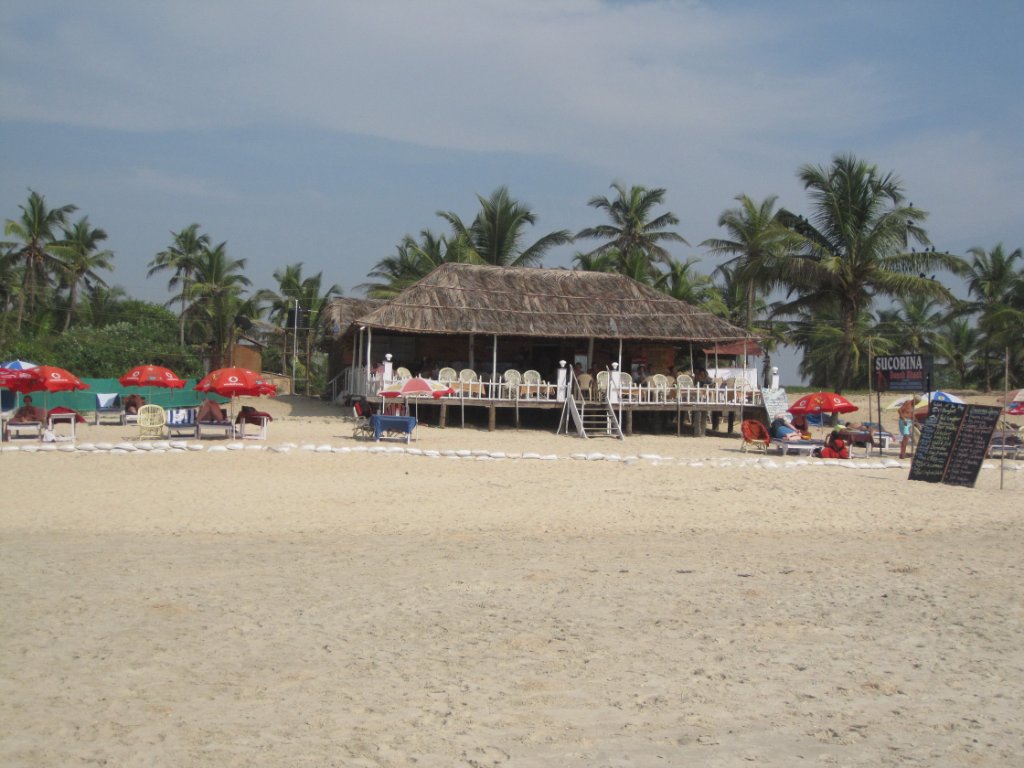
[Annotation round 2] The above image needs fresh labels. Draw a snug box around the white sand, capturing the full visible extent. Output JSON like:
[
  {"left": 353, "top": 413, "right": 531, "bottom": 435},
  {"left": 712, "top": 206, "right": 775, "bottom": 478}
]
[{"left": 1, "top": 394, "right": 1021, "bottom": 766}]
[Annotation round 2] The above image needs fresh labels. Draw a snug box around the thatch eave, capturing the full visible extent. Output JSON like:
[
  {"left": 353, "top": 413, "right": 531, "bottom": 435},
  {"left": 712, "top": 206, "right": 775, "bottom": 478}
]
[{"left": 345, "top": 264, "right": 758, "bottom": 345}]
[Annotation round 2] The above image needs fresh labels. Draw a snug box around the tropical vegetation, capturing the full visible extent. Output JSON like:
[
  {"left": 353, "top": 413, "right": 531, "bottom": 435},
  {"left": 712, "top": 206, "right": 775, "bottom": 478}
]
[{"left": 3, "top": 153, "right": 1022, "bottom": 394}]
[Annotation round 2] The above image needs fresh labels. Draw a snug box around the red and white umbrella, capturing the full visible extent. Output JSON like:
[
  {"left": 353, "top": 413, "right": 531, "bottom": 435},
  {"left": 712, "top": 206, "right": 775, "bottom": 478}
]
[
  {"left": 0, "top": 366, "right": 44, "bottom": 393},
  {"left": 24, "top": 365, "right": 89, "bottom": 394},
  {"left": 195, "top": 367, "right": 277, "bottom": 398},
  {"left": 379, "top": 377, "right": 454, "bottom": 399},
  {"left": 788, "top": 391, "right": 858, "bottom": 415},
  {"left": 119, "top": 364, "right": 186, "bottom": 389}
]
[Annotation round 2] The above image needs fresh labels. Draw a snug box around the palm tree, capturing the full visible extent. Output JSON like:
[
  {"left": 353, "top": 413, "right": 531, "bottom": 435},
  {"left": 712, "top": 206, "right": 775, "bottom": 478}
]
[
  {"left": 874, "top": 295, "right": 948, "bottom": 359},
  {"left": 933, "top": 316, "right": 980, "bottom": 388},
  {"left": 186, "top": 241, "right": 252, "bottom": 369},
  {"left": 438, "top": 186, "right": 572, "bottom": 267},
  {"left": 360, "top": 230, "right": 470, "bottom": 298},
  {"left": 701, "top": 194, "right": 797, "bottom": 330},
  {"left": 2, "top": 190, "right": 77, "bottom": 331},
  {"left": 576, "top": 183, "right": 688, "bottom": 279},
  {"left": 655, "top": 257, "right": 718, "bottom": 307},
  {"left": 57, "top": 216, "right": 114, "bottom": 330},
  {"left": 961, "top": 243, "right": 1023, "bottom": 390},
  {"left": 259, "top": 263, "right": 342, "bottom": 395},
  {"left": 770, "top": 154, "right": 965, "bottom": 391},
  {"left": 75, "top": 284, "right": 129, "bottom": 327},
  {"left": 148, "top": 223, "right": 211, "bottom": 348}
]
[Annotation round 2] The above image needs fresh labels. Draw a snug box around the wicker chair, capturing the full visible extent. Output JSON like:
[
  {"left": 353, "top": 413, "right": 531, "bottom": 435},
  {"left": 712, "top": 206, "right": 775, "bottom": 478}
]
[
  {"left": 395, "top": 366, "right": 412, "bottom": 380},
  {"left": 137, "top": 404, "right": 167, "bottom": 440},
  {"left": 458, "top": 368, "right": 478, "bottom": 383},
  {"left": 437, "top": 367, "right": 457, "bottom": 384}
]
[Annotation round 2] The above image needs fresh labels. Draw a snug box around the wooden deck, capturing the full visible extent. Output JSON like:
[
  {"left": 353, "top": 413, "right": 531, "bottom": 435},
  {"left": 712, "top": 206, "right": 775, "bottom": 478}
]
[{"left": 370, "top": 393, "right": 762, "bottom": 437}]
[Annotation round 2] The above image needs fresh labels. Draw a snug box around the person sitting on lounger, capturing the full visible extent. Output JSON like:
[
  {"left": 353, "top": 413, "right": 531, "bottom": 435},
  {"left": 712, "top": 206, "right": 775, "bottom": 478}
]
[
  {"left": 3, "top": 395, "right": 47, "bottom": 440},
  {"left": 770, "top": 416, "right": 804, "bottom": 441},
  {"left": 790, "top": 412, "right": 812, "bottom": 438},
  {"left": 10, "top": 395, "right": 45, "bottom": 423},
  {"left": 235, "top": 405, "right": 272, "bottom": 425},
  {"left": 123, "top": 393, "right": 146, "bottom": 415},
  {"left": 196, "top": 398, "right": 227, "bottom": 422}
]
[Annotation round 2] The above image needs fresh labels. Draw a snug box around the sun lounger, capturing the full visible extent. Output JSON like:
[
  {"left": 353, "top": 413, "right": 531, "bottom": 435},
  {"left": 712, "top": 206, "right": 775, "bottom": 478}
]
[
  {"left": 196, "top": 420, "right": 237, "bottom": 439},
  {"left": 988, "top": 432, "right": 1022, "bottom": 459},
  {"left": 7, "top": 420, "right": 43, "bottom": 440},
  {"left": 236, "top": 411, "right": 271, "bottom": 440},
  {"left": 93, "top": 393, "right": 125, "bottom": 425},
  {"left": 777, "top": 438, "right": 824, "bottom": 456},
  {"left": 166, "top": 407, "right": 198, "bottom": 437}
]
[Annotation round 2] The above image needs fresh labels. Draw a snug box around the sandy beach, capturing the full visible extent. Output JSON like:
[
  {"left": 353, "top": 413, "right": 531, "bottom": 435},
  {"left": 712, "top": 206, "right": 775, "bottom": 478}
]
[{"left": 1, "top": 393, "right": 1021, "bottom": 766}]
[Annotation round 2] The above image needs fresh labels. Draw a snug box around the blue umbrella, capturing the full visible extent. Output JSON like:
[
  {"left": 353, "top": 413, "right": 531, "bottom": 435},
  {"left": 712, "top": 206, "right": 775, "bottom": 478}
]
[{"left": 1, "top": 359, "right": 38, "bottom": 370}]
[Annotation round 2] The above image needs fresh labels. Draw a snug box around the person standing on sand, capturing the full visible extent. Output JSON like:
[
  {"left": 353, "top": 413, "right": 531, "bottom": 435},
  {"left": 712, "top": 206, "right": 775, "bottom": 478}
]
[{"left": 898, "top": 397, "right": 916, "bottom": 459}]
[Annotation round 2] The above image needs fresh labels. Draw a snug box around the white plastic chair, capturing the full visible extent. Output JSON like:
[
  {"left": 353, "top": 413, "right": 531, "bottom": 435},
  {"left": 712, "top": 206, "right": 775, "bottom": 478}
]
[
  {"left": 522, "top": 369, "right": 542, "bottom": 398},
  {"left": 502, "top": 369, "right": 522, "bottom": 398}
]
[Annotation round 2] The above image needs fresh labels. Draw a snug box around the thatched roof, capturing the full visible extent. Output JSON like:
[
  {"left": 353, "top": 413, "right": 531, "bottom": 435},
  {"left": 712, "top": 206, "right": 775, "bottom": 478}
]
[
  {"left": 322, "top": 297, "right": 386, "bottom": 335},
  {"left": 330, "top": 264, "right": 756, "bottom": 344}
]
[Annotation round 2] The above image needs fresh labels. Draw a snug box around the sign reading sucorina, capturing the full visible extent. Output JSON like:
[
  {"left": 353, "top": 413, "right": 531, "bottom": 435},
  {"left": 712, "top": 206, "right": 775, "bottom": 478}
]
[{"left": 873, "top": 354, "right": 932, "bottom": 392}]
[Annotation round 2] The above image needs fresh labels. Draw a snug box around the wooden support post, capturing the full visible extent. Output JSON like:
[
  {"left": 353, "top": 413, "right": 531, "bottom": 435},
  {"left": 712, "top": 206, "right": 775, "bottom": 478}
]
[
  {"left": 625, "top": 408, "right": 633, "bottom": 436},
  {"left": 696, "top": 410, "right": 707, "bottom": 437},
  {"left": 488, "top": 404, "right": 496, "bottom": 431},
  {"left": 439, "top": 402, "right": 447, "bottom": 429},
  {"left": 727, "top": 411, "right": 735, "bottom": 434}
]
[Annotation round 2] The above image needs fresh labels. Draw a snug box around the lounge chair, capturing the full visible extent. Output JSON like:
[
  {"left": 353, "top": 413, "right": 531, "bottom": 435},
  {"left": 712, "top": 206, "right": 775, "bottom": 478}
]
[
  {"left": 740, "top": 419, "right": 771, "bottom": 453},
  {"left": 196, "top": 418, "right": 236, "bottom": 439},
  {"left": 236, "top": 408, "right": 272, "bottom": 440},
  {"left": 7, "top": 419, "right": 43, "bottom": 440},
  {"left": 93, "top": 393, "right": 125, "bottom": 425},
  {"left": 352, "top": 398, "right": 374, "bottom": 439},
  {"left": 165, "top": 407, "right": 198, "bottom": 437},
  {"left": 137, "top": 404, "right": 168, "bottom": 440}
]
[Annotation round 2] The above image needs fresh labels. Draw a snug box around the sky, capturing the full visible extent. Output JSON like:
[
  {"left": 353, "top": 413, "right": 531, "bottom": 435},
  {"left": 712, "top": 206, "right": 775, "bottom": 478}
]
[{"left": 2, "top": 1, "right": 1022, "bottom": 379}]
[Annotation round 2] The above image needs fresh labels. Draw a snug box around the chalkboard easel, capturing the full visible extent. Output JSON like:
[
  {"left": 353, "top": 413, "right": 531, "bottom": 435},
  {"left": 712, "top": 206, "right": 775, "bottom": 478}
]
[
  {"left": 909, "top": 402, "right": 1002, "bottom": 487},
  {"left": 760, "top": 387, "right": 789, "bottom": 423}
]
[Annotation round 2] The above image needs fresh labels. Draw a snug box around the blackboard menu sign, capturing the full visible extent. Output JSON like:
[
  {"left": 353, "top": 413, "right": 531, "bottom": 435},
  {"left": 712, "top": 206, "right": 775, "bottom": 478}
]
[
  {"left": 761, "top": 387, "right": 790, "bottom": 423},
  {"left": 909, "top": 402, "right": 1002, "bottom": 487}
]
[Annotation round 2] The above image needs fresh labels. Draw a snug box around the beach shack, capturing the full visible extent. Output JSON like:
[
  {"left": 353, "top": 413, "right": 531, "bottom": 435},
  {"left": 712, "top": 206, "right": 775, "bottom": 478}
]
[{"left": 322, "top": 264, "right": 761, "bottom": 435}]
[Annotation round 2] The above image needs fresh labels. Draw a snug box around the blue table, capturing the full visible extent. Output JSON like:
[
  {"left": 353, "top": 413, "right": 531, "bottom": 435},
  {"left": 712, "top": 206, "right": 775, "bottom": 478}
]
[{"left": 370, "top": 414, "right": 417, "bottom": 442}]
